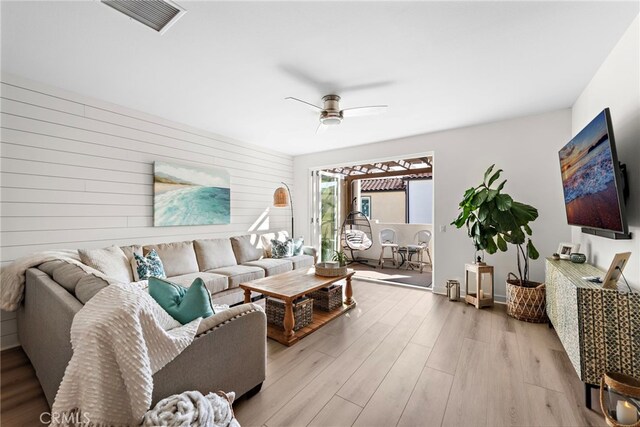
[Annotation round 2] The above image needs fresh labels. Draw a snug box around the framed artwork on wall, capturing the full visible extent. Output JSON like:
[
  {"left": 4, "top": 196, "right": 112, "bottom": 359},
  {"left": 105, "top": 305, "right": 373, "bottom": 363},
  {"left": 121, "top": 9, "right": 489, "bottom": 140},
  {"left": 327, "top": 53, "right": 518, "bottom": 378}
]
[
  {"left": 361, "top": 196, "right": 371, "bottom": 219},
  {"left": 154, "top": 161, "right": 230, "bottom": 226}
]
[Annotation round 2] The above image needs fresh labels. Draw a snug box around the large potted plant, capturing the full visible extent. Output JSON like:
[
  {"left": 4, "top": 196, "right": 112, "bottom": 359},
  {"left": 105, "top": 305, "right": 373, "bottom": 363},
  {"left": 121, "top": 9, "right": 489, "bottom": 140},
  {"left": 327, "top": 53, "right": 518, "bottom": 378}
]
[{"left": 451, "top": 165, "right": 548, "bottom": 323}]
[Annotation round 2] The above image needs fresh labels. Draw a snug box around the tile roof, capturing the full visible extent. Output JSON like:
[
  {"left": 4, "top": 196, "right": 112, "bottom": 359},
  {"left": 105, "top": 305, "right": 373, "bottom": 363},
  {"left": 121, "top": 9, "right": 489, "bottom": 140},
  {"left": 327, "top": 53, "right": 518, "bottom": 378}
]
[{"left": 361, "top": 173, "right": 431, "bottom": 192}]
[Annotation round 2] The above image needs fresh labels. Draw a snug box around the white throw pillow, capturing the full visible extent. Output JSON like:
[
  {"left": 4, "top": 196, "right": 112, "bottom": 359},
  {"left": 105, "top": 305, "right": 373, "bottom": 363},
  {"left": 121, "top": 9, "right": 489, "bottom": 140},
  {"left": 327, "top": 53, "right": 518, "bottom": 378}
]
[{"left": 78, "top": 246, "right": 133, "bottom": 283}]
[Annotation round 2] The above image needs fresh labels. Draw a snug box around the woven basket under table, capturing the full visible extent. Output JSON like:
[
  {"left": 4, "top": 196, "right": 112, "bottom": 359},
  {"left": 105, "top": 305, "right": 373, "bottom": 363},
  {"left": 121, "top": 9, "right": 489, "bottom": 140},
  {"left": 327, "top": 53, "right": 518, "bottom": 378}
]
[
  {"left": 266, "top": 297, "right": 313, "bottom": 331},
  {"left": 307, "top": 285, "right": 343, "bottom": 312}
]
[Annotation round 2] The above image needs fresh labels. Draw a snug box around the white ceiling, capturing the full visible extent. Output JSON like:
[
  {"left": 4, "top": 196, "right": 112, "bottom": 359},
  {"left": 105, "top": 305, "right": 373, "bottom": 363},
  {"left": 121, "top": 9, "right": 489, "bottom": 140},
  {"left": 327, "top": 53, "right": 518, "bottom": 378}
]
[{"left": 1, "top": 1, "right": 638, "bottom": 156}]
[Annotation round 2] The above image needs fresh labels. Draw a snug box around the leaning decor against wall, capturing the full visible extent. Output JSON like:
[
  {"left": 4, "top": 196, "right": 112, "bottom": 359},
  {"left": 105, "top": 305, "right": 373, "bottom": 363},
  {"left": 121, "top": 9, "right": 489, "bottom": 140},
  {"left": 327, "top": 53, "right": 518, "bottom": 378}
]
[{"left": 154, "top": 161, "right": 231, "bottom": 226}]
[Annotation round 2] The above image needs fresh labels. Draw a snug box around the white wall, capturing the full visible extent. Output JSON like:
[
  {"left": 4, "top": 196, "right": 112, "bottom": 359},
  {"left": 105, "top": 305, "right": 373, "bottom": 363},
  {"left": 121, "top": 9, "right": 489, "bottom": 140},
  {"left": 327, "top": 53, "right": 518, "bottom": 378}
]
[
  {"left": 571, "top": 15, "right": 640, "bottom": 290},
  {"left": 0, "top": 74, "right": 293, "bottom": 349},
  {"left": 294, "top": 110, "right": 573, "bottom": 299},
  {"left": 408, "top": 179, "right": 433, "bottom": 224},
  {"left": 363, "top": 191, "right": 406, "bottom": 224}
]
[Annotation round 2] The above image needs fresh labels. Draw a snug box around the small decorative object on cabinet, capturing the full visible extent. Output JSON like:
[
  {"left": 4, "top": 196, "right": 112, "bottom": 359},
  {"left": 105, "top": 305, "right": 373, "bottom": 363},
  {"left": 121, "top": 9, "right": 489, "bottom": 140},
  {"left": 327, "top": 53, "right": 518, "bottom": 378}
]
[
  {"left": 600, "top": 372, "right": 640, "bottom": 427},
  {"left": 446, "top": 280, "right": 460, "bottom": 301},
  {"left": 571, "top": 253, "right": 587, "bottom": 264},
  {"left": 552, "top": 253, "right": 561, "bottom": 260},
  {"left": 464, "top": 263, "right": 494, "bottom": 308},
  {"left": 557, "top": 242, "right": 580, "bottom": 260}
]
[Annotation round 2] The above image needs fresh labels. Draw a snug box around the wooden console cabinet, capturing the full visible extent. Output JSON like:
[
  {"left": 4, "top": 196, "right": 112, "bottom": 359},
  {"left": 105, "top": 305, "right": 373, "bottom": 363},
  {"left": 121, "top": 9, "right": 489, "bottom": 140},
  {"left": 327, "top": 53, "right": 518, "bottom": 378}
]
[{"left": 545, "top": 258, "right": 640, "bottom": 408}]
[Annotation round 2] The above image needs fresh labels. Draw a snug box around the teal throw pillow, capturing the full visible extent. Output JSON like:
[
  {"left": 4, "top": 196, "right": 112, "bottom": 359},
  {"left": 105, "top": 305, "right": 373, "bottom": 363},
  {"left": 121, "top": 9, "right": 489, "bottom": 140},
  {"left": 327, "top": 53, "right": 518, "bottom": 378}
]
[
  {"left": 148, "top": 276, "right": 214, "bottom": 324},
  {"left": 271, "top": 239, "right": 293, "bottom": 258},
  {"left": 134, "top": 250, "right": 166, "bottom": 280},
  {"left": 292, "top": 237, "right": 304, "bottom": 256}
]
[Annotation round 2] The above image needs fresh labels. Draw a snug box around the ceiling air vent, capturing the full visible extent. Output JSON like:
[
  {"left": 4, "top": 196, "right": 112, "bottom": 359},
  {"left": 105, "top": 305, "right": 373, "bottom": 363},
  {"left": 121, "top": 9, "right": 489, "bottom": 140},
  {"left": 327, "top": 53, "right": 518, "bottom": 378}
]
[{"left": 101, "top": 0, "right": 186, "bottom": 34}]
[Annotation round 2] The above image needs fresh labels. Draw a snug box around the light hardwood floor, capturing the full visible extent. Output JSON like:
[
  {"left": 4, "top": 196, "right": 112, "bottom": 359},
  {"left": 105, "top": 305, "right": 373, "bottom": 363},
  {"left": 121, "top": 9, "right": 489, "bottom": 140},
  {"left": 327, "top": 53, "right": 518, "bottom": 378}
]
[{"left": 1, "top": 280, "right": 604, "bottom": 426}]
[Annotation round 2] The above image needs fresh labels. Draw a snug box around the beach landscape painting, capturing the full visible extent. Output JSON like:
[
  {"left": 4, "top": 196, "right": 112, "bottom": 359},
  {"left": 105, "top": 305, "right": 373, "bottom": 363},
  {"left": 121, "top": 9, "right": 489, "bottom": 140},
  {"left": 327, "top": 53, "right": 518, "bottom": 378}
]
[
  {"left": 154, "top": 161, "right": 230, "bottom": 227},
  {"left": 559, "top": 110, "right": 623, "bottom": 232}
]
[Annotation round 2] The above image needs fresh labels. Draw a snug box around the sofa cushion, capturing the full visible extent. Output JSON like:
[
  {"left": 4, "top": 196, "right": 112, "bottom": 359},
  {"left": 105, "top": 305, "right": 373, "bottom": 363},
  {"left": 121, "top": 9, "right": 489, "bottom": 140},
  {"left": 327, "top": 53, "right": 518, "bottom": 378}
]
[
  {"left": 78, "top": 245, "right": 132, "bottom": 283},
  {"left": 37, "top": 260, "right": 110, "bottom": 303},
  {"left": 75, "top": 274, "right": 110, "bottom": 304},
  {"left": 208, "top": 265, "right": 264, "bottom": 288},
  {"left": 287, "top": 254, "right": 315, "bottom": 270},
  {"left": 194, "top": 238, "right": 237, "bottom": 270},
  {"left": 133, "top": 250, "right": 166, "bottom": 281},
  {"left": 120, "top": 245, "right": 143, "bottom": 262},
  {"left": 144, "top": 241, "right": 200, "bottom": 277},
  {"left": 230, "top": 235, "right": 263, "bottom": 264},
  {"left": 149, "top": 277, "right": 214, "bottom": 325},
  {"left": 168, "top": 272, "right": 229, "bottom": 294},
  {"left": 244, "top": 258, "right": 293, "bottom": 276}
]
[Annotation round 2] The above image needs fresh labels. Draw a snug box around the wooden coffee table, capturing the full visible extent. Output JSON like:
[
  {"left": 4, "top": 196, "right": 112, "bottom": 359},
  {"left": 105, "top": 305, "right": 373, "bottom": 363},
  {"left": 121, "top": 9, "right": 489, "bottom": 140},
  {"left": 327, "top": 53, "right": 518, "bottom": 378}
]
[{"left": 240, "top": 267, "right": 356, "bottom": 346}]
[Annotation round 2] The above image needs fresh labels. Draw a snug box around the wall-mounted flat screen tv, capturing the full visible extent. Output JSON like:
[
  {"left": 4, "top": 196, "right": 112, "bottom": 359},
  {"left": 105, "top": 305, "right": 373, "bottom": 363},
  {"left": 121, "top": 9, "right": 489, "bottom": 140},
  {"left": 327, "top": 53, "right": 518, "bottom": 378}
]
[{"left": 558, "top": 108, "right": 628, "bottom": 234}]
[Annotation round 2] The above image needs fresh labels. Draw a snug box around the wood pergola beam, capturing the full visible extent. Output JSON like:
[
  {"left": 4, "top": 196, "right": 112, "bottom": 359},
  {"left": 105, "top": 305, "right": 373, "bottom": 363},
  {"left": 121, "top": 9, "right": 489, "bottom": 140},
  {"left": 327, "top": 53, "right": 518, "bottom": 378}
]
[{"left": 345, "top": 166, "right": 432, "bottom": 183}]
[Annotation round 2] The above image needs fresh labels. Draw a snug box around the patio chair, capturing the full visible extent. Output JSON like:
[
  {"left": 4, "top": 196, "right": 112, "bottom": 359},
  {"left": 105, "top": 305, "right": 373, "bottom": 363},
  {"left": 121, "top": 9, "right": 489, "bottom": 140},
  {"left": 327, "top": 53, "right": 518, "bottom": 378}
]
[
  {"left": 340, "top": 210, "right": 374, "bottom": 264},
  {"left": 378, "top": 228, "right": 399, "bottom": 269},
  {"left": 406, "top": 230, "right": 432, "bottom": 273}
]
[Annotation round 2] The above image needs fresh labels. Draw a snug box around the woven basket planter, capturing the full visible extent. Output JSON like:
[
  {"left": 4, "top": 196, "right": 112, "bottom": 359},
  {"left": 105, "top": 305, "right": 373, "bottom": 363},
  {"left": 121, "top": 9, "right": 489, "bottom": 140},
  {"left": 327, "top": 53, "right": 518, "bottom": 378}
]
[
  {"left": 307, "top": 285, "right": 343, "bottom": 312},
  {"left": 506, "top": 276, "right": 548, "bottom": 323},
  {"left": 266, "top": 297, "right": 313, "bottom": 331}
]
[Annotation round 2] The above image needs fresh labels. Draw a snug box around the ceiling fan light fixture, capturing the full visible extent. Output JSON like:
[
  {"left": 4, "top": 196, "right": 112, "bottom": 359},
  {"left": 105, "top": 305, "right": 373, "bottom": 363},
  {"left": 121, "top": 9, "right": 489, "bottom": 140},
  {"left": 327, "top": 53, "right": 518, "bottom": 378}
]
[{"left": 320, "top": 111, "right": 343, "bottom": 125}]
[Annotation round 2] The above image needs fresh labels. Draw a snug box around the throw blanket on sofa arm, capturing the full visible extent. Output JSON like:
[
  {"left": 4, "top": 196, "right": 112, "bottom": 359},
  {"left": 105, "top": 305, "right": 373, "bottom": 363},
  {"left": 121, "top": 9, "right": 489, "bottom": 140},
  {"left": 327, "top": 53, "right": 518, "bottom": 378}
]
[
  {"left": 51, "top": 282, "right": 200, "bottom": 427},
  {"left": 0, "top": 250, "right": 125, "bottom": 311}
]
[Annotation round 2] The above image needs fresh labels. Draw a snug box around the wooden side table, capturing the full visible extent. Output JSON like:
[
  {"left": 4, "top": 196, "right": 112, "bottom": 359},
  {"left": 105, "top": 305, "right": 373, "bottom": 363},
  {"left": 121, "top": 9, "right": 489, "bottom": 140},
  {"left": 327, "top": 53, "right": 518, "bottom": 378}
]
[{"left": 465, "top": 263, "right": 494, "bottom": 308}]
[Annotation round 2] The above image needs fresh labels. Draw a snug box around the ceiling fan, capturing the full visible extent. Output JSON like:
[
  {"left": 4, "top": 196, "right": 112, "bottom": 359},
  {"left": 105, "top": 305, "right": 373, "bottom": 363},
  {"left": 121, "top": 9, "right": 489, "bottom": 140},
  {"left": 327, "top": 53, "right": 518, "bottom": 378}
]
[{"left": 285, "top": 95, "right": 388, "bottom": 134}]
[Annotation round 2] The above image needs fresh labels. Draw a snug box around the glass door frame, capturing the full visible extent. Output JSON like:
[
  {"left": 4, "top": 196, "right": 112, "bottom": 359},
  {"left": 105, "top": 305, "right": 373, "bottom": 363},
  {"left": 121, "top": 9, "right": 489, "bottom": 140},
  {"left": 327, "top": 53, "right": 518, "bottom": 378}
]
[{"left": 310, "top": 170, "right": 343, "bottom": 262}]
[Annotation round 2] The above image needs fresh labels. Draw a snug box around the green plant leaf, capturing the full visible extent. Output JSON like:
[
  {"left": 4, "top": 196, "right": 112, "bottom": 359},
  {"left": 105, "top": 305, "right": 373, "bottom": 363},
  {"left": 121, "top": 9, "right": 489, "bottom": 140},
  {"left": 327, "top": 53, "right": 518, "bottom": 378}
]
[
  {"left": 478, "top": 204, "right": 490, "bottom": 222},
  {"left": 487, "top": 169, "right": 503, "bottom": 187},
  {"left": 527, "top": 239, "right": 540, "bottom": 260},
  {"left": 485, "top": 236, "right": 497, "bottom": 254},
  {"left": 509, "top": 227, "right": 526, "bottom": 245},
  {"left": 495, "top": 194, "right": 513, "bottom": 211},
  {"left": 495, "top": 179, "right": 507, "bottom": 192},
  {"left": 487, "top": 189, "right": 499, "bottom": 201},
  {"left": 493, "top": 209, "right": 517, "bottom": 232},
  {"left": 472, "top": 189, "right": 488, "bottom": 206},
  {"left": 483, "top": 164, "right": 495, "bottom": 184},
  {"left": 496, "top": 234, "right": 508, "bottom": 252},
  {"left": 460, "top": 187, "right": 476, "bottom": 206},
  {"left": 511, "top": 201, "right": 538, "bottom": 224},
  {"left": 523, "top": 224, "right": 532, "bottom": 235}
]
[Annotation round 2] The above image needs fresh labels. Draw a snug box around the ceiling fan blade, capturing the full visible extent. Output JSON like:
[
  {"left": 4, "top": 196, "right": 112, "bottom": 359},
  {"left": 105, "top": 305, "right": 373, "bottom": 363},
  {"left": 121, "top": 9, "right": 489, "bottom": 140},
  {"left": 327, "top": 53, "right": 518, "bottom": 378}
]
[
  {"left": 341, "top": 105, "right": 388, "bottom": 117},
  {"left": 316, "top": 123, "right": 328, "bottom": 134},
  {"left": 285, "top": 97, "right": 323, "bottom": 111}
]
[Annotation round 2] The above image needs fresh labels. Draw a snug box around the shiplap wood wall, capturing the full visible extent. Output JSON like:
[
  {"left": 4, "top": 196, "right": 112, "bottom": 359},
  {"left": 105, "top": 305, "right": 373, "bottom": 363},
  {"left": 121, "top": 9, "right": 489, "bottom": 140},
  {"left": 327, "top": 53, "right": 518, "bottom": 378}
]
[{"left": 0, "top": 73, "right": 294, "bottom": 349}]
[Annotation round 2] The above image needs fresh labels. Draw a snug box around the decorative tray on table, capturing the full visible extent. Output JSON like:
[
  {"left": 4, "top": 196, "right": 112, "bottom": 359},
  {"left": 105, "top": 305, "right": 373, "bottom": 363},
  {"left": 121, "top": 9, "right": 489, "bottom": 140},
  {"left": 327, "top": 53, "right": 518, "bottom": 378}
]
[{"left": 315, "top": 262, "right": 348, "bottom": 277}]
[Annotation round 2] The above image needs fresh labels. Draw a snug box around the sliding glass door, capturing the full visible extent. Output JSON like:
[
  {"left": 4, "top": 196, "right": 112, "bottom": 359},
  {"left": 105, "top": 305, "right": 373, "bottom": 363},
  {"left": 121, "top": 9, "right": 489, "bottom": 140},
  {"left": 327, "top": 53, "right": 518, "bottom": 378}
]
[{"left": 311, "top": 171, "right": 342, "bottom": 262}]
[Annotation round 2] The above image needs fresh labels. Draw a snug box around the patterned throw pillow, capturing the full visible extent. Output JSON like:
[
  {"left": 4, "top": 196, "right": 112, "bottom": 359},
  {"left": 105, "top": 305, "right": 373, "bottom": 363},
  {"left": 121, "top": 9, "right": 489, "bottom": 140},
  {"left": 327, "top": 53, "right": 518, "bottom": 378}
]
[
  {"left": 133, "top": 249, "right": 166, "bottom": 280},
  {"left": 271, "top": 239, "right": 294, "bottom": 258}
]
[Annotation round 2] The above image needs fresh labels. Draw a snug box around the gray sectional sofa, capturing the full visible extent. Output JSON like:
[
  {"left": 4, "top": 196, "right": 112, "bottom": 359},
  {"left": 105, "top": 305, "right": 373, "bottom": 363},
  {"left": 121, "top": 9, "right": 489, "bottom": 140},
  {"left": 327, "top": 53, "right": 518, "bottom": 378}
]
[{"left": 17, "top": 232, "right": 316, "bottom": 407}]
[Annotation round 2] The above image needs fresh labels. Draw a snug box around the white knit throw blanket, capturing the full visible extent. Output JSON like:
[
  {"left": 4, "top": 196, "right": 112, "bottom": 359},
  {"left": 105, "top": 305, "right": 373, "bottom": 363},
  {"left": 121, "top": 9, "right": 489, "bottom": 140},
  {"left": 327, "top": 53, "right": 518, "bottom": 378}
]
[
  {"left": 0, "top": 250, "right": 122, "bottom": 312},
  {"left": 51, "top": 282, "right": 201, "bottom": 427},
  {"left": 142, "top": 390, "right": 240, "bottom": 427}
]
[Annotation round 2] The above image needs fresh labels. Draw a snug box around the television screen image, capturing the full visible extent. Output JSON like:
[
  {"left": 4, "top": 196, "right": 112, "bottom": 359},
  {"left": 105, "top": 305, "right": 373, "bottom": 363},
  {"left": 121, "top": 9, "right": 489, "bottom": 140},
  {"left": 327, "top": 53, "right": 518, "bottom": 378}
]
[{"left": 558, "top": 109, "right": 625, "bottom": 233}]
